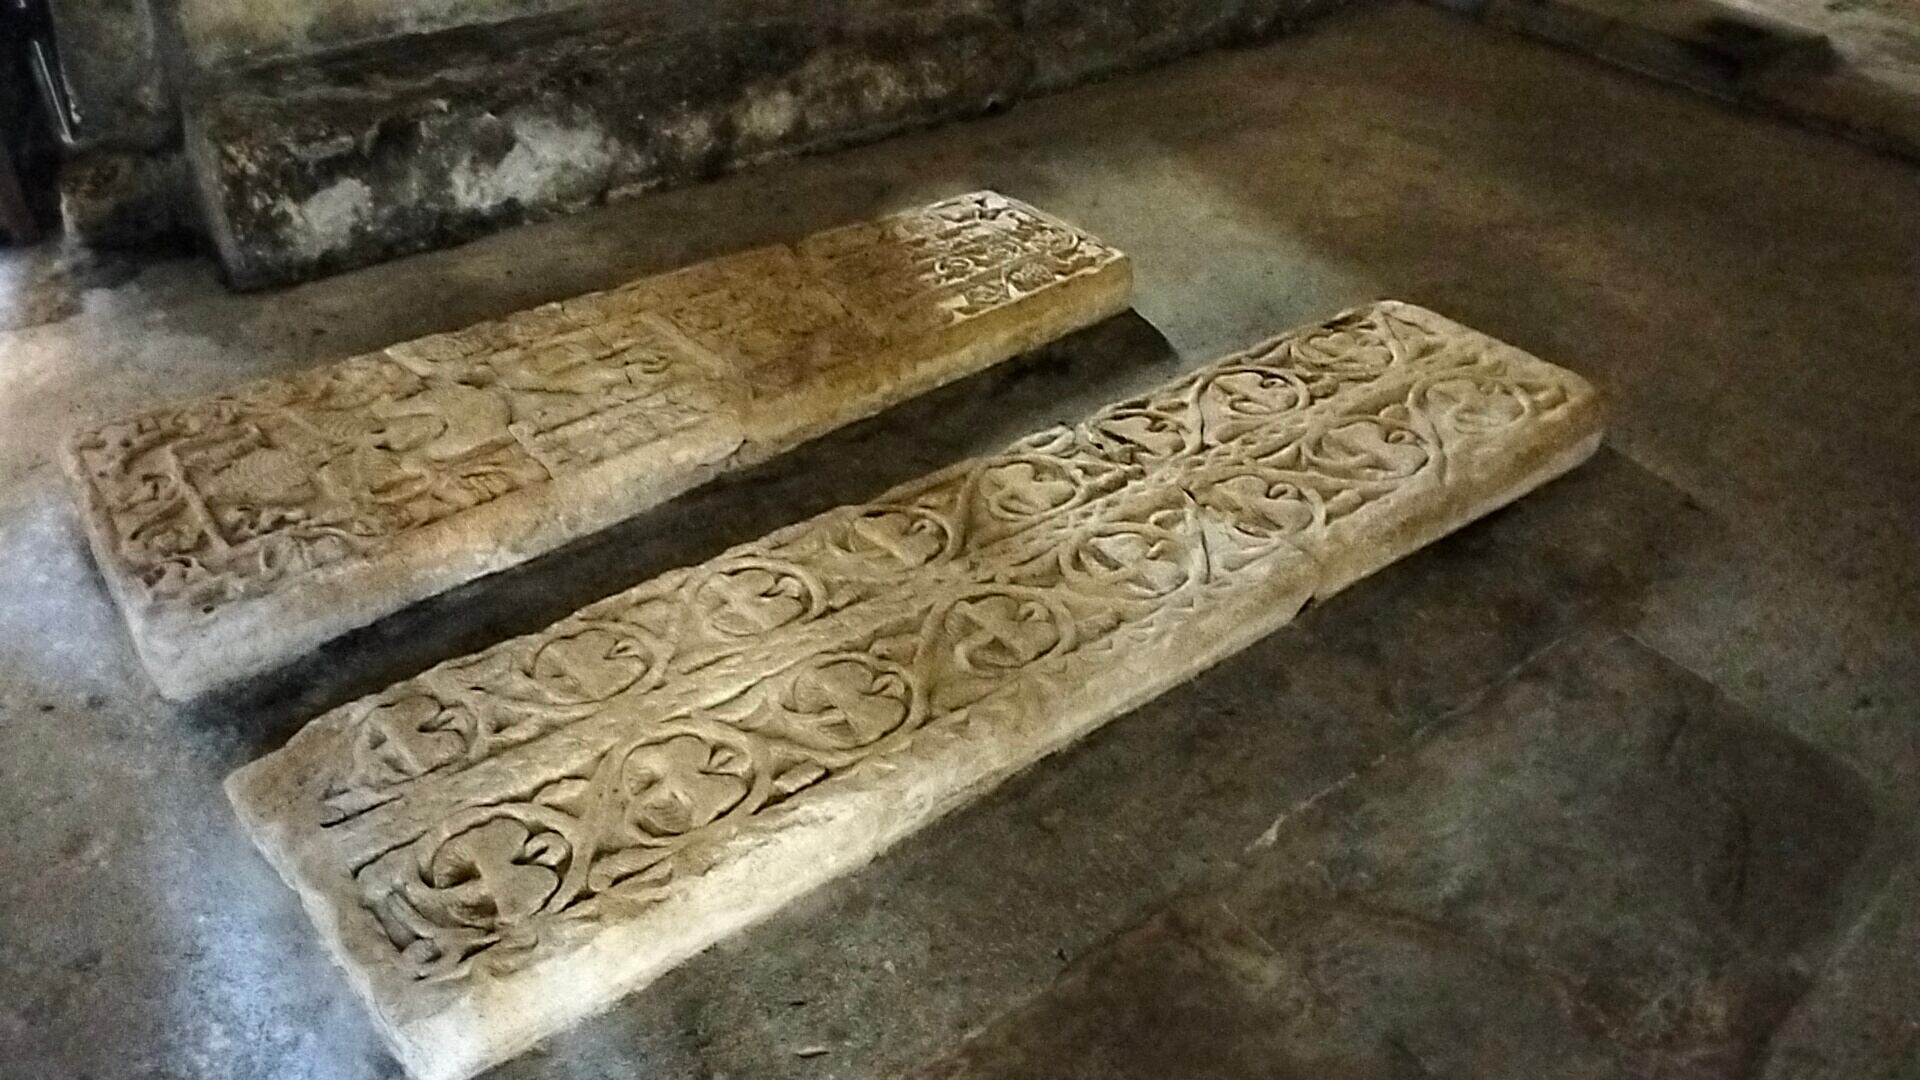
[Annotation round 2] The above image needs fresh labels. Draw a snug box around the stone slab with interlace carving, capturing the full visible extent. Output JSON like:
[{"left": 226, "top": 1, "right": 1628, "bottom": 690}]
[
  {"left": 227, "top": 301, "right": 1605, "bottom": 1080},
  {"left": 63, "top": 191, "right": 1131, "bottom": 699}
]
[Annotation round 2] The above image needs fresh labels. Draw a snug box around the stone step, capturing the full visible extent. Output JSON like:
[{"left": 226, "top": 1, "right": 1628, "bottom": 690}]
[
  {"left": 181, "top": 0, "right": 1342, "bottom": 288},
  {"left": 226, "top": 301, "right": 1605, "bottom": 1080},
  {"left": 66, "top": 191, "right": 1131, "bottom": 700}
]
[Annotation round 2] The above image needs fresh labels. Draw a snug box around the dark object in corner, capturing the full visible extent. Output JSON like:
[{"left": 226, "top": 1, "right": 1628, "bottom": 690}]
[{"left": 1, "top": 0, "right": 61, "bottom": 243}]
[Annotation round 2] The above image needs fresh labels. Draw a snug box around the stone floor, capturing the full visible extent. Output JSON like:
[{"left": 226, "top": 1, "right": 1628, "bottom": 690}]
[
  {"left": 1, "top": 3, "right": 1917, "bottom": 1078},
  {"left": 1452, "top": 0, "right": 1920, "bottom": 159}
]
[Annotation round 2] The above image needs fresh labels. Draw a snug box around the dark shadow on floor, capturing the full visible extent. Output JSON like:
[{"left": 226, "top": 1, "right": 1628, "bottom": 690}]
[{"left": 907, "top": 630, "right": 1888, "bottom": 1080}]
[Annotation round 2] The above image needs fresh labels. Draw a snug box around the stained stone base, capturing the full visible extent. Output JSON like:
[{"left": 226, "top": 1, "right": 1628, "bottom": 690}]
[
  {"left": 65, "top": 192, "right": 1130, "bottom": 700},
  {"left": 227, "top": 301, "right": 1605, "bottom": 1080},
  {"left": 59, "top": 149, "right": 198, "bottom": 249},
  {"left": 185, "top": 0, "right": 1351, "bottom": 287}
]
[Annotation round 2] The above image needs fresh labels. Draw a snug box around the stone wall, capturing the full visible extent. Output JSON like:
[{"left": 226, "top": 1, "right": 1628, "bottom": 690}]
[
  {"left": 173, "top": 0, "right": 597, "bottom": 68},
  {"left": 188, "top": 0, "right": 1357, "bottom": 286},
  {"left": 43, "top": 0, "right": 1359, "bottom": 277}
]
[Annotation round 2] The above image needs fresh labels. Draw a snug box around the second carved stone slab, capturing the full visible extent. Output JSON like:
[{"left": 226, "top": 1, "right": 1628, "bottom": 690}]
[{"left": 65, "top": 191, "right": 1131, "bottom": 699}]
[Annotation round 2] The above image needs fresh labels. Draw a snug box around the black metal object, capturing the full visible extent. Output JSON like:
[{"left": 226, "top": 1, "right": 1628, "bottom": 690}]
[
  {"left": 0, "top": 145, "right": 37, "bottom": 243},
  {"left": 10, "top": 0, "right": 78, "bottom": 144},
  {"left": 1, "top": 0, "right": 60, "bottom": 241}
]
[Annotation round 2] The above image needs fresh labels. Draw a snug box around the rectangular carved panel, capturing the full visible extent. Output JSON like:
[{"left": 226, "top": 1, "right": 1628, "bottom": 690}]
[
  {"left": 227, "top": 302, "right": 1605, "bottom": 1080},
  {"left": 65, "top": 192, "right": 1131, "bottom": 699}
]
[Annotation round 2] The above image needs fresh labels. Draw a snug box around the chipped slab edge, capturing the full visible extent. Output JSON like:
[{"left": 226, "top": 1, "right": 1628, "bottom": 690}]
[
  {"left": 63, "top": 194, "right": 1133, "bottom": 701},
  {"left": 229, "top": 302, "right": 1604, "bottom": 1080}
]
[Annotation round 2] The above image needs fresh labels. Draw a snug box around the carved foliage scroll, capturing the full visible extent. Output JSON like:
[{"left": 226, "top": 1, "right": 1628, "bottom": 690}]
[{"left": 306, "top": 303, "right": 1593, "bottom": 985}]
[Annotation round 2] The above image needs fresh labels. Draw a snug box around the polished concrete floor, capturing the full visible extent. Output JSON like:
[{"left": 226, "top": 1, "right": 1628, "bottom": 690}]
[{"left": 1, "top": 4, "right": 1917, "bottom": 1078}]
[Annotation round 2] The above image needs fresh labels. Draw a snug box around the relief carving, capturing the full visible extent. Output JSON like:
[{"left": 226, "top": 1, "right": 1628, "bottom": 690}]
[
  {"left": 803, "top": 191, "right": 1125, "bottom": 332},
  {"left": 306, "top": 303, "right": 1530, "bottom": 823},
  {"left": 230, "top": 303, "right": 1602, "bottom": 1080},
  {"left": 69, "top": 355, "right": 556, "bottom": 613},
  {"left": 67, "top": 192, "right": 1130, "bottom": 700}
]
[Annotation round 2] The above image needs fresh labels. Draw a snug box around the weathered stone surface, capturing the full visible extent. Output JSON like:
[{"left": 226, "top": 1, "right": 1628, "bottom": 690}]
[
  {"left": 183, "top": 0, "right": 1354, "bottom": 287},
  {"left": 66, "top": 192, "right": 1130, "bottom": 700},
  {"left": 183, "top": 0, "right": 1029, "bottom": 287},
  {"left": 227, "top": 302, "right": 1604, "bottom": 1080},
  {"left": 910, "top": 631, "right": 1881, "bottom": 1080}
]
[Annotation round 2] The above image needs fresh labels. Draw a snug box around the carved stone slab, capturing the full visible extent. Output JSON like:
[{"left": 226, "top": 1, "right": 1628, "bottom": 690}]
[
  {"left": 227, "top": 302, "right": 1605, "bottom": 1080},
  {"left": 64, "top": 192, "right": 1132, "bottom": 700}
]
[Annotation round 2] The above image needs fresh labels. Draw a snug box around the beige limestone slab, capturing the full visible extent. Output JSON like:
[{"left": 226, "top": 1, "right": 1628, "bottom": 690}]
[
  {"left": 64, "top": 191, "right": 1131, "bottom": 700},
  {"left": 227, "top": 301, "right": 1605, "bottom": 1080}
]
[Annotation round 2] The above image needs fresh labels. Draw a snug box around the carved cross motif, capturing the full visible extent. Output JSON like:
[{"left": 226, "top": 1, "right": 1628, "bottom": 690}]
[
  {"left": 353, "top": 696, "right": 463, "bottom": 787},
  {"left": 1066, "top": 525, "right": 1192, "bottom": 599},
  {"left": 691, "top": 566, "right": 816, "bottom": 639},
  {"left": 841, "top": 508, "right": 951, "bottom": 570},
  {"left": 425, "top": 819, "right": 564, "bottom": 929},
  {"left": 782, "top": 657, "right": 913, "bottom": 750},
  {"left": 529, "top": 628, "right": 655, "bottom": 703},
  {"left": 975, "top": 460, "right": 1080, "bottom": 522},
  {"left": 620, "top": 736, "right": 751, "bottom": 838},
  {"left": 945, "top": 595, "right": 1062, "bottom": 673}
]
